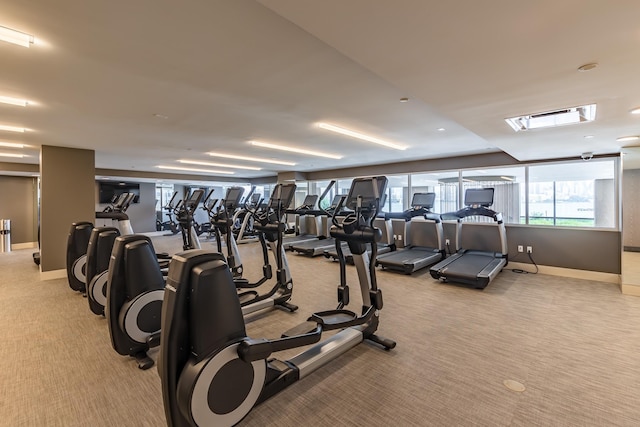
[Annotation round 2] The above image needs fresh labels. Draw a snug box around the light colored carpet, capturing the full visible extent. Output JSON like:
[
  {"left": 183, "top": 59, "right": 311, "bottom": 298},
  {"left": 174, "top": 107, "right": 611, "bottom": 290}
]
[{"left": 1, "top": 234, "right": 640, "bottom": 426}]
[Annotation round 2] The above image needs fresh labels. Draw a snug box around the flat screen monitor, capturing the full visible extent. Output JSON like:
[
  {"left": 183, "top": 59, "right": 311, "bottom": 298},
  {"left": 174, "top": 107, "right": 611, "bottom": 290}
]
[
  {"left": 269, "top": 183, "right": 296, "bottom": 209},
  {"left": 98, "top": 181, "right": 140, "bottom": 204},
  {"left": 464, "top": 188, "right": 494, "bottom": 207},
  {"left": 185, "top": 189, "right": 204, "bottom": 209},
  {"left": 345, "top": 176, "right": 388, "bottom": 211},
  {"left": 224, "top": 187, "right": 244, "bottom": 209},
  {"left": 329, "top": 195, "right": 343, "bottom": 208},
  {"left": 250, "top": 193, "right": 261, "bottom": 204},
  {"left": 302, "top": 195, "right": 318, "bottom": 207},
  {"left": 412, "top": 193, "right": 435, "bottom": 209}
]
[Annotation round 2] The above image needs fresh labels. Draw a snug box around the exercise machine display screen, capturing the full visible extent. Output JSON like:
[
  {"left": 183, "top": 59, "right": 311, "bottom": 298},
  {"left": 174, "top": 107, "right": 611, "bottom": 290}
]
[
  {"left": 464, "top": 188, "right": 494, "bottom": 207},
  {"left": 185, "top": 189, "right": 204, "bottom": 210},
  {"left": 412, "top": 193, "right": 435, "bottom": 209},
  {"left": 269, "top": 183, "right": 296, "bottom": 209},
  {"left": 302, "top": 195, "right": 318, "bottom": 207},
  {"left": 224, "top": 187, "right": 244, "bottom": 209},
  {"left": 345, "top": 176, "right": 388, "bottom": 211}
]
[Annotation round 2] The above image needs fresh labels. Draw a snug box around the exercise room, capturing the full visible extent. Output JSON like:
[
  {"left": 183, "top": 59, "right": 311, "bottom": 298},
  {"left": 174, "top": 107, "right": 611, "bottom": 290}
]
[{"left": 2, "top": 1, "right": 640, "bottom": 426}]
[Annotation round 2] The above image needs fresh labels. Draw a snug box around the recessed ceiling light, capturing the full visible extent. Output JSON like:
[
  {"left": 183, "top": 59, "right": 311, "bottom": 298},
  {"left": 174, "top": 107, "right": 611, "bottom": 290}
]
[
  {"left": 630, "top": 107, "right": 640, "bottom": 115},
  {"left": 0, "top": 95, "right": 29, "bottom": 107},
  {"left": 0, "top": 124, "right": 26, "bottom": 133},
  {"left": 616, "top": 136, "right": 640, "bottom": 142},
  {"left": 316, "top": 122, "right": 408, "bottom": 150},
  {"left": 250, "top": 140, "right": 342, "bottom": 159},
  {"left": 0, "top": 152, "right": 25, "bottom": 158},
  {"left": 157, "top": 165, "right": 235, "bottom": 175},
  {"left": 399, "top": 97, "right": 409, "bottom": 103},
  {"left": 207, "top": 151, "right": 295, "bottom": 166},
  {"left": 505, "top": 104, "right": 596, "bottom": 132},
  {"left": 577, "top": 62, "right": 598, "bottom": 72},
  {"left": 584, "top": 135, "right": 594, "bottom": 139},
  {"left": 0, "top": 25, "right": 34, "bottom": 48},
  {"left": 178, "top": 159, "right": 261, "bottom": 171},
  {"left": 437, "top": 128, "right": 446, "bottom": 132},
  {"left": 0, "top": 141, "right": 24, "bottom": 148},
  {"left": 153, "top": 113, "right": 169, "bottom": 119}
]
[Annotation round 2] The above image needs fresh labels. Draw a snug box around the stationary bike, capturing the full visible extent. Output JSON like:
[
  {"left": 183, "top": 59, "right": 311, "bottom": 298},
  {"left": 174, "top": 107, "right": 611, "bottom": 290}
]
[{"left": 158, "top": 176, "right": 396, "bottom": 426}]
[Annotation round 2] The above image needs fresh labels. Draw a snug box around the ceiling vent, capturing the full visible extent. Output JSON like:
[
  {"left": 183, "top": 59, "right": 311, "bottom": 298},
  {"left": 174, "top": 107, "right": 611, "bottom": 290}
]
[{"left": 505, "top": 104, "right": 596, "bottom": 132}]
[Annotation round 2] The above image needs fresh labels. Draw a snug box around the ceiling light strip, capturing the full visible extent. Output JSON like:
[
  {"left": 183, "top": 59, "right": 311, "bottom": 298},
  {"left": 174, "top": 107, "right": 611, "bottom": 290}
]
[
  {"left": 178, "top": 159, "right": 261, "bottom": 171},
  {"left": 0, "top": 152, "right": 25, "bottom": 158},
  {"left": 250, "top": 140, "right": 342, "bottom": 159},
  {"left": 0, "top": 141, "right": 24, "bottom": 148},
  {"left": 0, "top": 95, "right": 28, "bottom": 107},
  {"left": 0, "top": 124, "right": 26, "bottom": 133},
  {"left": 157, "top": 165, "right": 235, "bottom": 175},
  {"left": 0, "top": 25, "right": 34, "bottom": 48},
  {"left": 207, "top": 151, "right": 296, "bottom": 166},
  {"left": 316, "top": 122, "right": 407, "bottom": 150}
]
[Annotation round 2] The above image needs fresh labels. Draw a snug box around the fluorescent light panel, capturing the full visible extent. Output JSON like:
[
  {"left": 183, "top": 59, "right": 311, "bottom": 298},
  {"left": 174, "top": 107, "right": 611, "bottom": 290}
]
[
  {"left": 0, "top": 25, "right": 34, "bottom": 48},
  {"left": 617, "top": 136, "right": 639, "bottom": 142},
  {"left": 178, "top": 159, "right": 261, "bottom": 171},
  {"left": 250, "top": 140, "right": 342, "bottom": 159},
  {"left": 0, "top": 152, "right": 24, "bottom": 158},
  {"left": 0, "top": 95, "right": 28, "bottom": 107},
  {"left": 157, "top": 165, "right": 234, "bottom": 175},
  {"left": 207, "top": 151, "right": 296, "bottom": 166},
  {"left": 0, "top": 124, "right": 26, "bottom": 133},
  {"left": 0, "top": 141, "right": 24, "bottom": 148},
  {"left": 316, "top": 122, "right": 408, "bottom": 150},
  {"left": 630, "top": 107, "right": 640, "bottom": 115}
]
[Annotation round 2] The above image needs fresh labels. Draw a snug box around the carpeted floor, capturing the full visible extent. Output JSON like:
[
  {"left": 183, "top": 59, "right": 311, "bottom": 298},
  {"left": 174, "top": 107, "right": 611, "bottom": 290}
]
[{"left": 2, "top": 234, "right": 640, "bottom": 426}]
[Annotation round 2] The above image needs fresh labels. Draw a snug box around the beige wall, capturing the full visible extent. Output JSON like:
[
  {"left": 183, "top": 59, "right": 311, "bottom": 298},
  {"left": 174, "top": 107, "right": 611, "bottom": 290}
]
[
  {"left": 40, "top": 146, "right": 95, "bottom": 272},
  {"left": 0, "top": 176, "right": 37, "bottom": 244}
]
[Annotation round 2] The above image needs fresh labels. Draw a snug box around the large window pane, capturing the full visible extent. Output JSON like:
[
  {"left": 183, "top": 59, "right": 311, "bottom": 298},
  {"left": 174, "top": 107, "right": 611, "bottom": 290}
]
[
  {"left": 411, "top": 171, "right": 459, "bottom": 214},
  {"left": 528, "top": 159, "right": 616, "bottom": 228},
  {"left": 386, "top": 174, "right": 409, "bottom": 213},
  {"left": 461, "top": 167, "right": 525, "bottom": 224},
  {"left": 309, "top": 180, "right": 334, "bottom": 210}
]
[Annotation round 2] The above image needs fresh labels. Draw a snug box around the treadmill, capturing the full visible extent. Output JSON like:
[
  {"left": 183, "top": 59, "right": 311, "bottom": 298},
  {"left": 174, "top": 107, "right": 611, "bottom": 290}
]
[
  {"left": 375, "top": 193, "right": 446, "bottom": 274},
  {"left": 281, "top": 194, "right": 321, "bottom": 249},
  {"left": 429, "top": 188, "right": 508, "bottom": 289},
  {"left": 289, "top": 194, "right": 348, "bottom": 257}
]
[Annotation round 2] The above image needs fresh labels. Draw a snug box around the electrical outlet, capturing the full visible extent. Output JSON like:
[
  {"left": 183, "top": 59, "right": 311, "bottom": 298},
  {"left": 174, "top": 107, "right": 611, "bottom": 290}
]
[
  {"left": 527, "top": 246, "right": 533, "bottom": 253},
  {"left": 445, "top": 238, "right": 450, "bottom": 246},
  {"left": 517, "top": 245, "right": 523, "bottom": 253}
]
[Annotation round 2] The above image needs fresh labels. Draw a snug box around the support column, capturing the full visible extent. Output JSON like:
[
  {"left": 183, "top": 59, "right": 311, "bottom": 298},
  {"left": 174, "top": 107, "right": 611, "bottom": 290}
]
[{"left": 40, "top": 146, "right": 95, "bottom": 277}]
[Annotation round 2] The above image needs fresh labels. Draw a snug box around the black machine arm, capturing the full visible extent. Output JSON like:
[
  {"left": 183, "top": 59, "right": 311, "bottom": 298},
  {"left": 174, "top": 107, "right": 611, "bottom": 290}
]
[{"left": 237, "top": 325, "right": 322, "bottom": 362}]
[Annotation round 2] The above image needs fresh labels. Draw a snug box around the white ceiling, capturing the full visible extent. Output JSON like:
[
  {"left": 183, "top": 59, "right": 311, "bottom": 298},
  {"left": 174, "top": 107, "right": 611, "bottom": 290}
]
[{"left": 1, "top": 0, "right": 639, "bottom": 181}]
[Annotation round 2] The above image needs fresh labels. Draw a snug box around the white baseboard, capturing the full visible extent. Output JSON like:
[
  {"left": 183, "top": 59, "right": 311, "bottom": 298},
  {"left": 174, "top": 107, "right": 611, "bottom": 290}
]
[
  {"left": 508, "top": 261, "right": 620, "bottom": 285},
  {"left": 40, "top": 268, "right": 66, "bottom": 281}
]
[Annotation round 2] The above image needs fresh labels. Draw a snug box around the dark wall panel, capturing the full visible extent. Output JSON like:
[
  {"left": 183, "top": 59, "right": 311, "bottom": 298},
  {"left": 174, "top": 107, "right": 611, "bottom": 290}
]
[
  {"left": 0, "top": 176, "right": 37, "bottom": 244},
  {"left": 441, "top": 222, "right": 620, "bottom": 274}
]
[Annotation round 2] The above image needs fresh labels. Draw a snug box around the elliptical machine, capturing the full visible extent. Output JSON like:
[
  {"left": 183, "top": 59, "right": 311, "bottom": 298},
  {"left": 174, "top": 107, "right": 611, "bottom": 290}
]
[{"left": 158, "top": 176, "right": 396, "bottom": 426}]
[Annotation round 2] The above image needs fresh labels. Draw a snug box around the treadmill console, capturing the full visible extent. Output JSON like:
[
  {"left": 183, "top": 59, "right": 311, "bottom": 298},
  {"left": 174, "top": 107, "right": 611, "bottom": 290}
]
[
  {"left": 412, "top": 192, "right": 435, "bottom": 210},
  {"left": 269, "top": 183, "right": 296, "bottom": 209},
  {"left": 464, "top": 188, "right": 494, "bottom": 207},
  {"left": 345, "top": 176, "right": 388, "bottom": 212},
  {"left": 224, "top": 187, "right": 245, "bottom": 210},
  {"left": 301, "top": 194, "right": 318, "bottom": 209}
]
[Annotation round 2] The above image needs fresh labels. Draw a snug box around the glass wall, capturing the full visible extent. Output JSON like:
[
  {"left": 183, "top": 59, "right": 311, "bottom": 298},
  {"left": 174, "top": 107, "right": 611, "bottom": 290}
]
[
  {"left": 411, "top": 170, "right": 459, "bottom": 214},
  {"left": 461, "top": 166, "right": 525, "bottom": 224},
  {"left": 305, "top": 156, "right": 619, "bottom": 229},
  {"left": 528, "top": 159, "right": 616, "bottom": 227}
]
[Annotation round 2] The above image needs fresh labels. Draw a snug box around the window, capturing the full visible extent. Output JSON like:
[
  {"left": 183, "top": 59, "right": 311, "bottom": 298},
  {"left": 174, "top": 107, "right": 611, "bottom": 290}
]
[
  {"left": 384, "top": 175, "right": 408, "bottom": 213},
  {"left": 461, "top": 167, "right": 525, "bottom": 224},
  {"left": 309, "top": 180, "right": 334, "bottom": 210},
  {"left": 528, "top": 159, "right": 616, "bottom": 228},
  {"left": 411, "top": 171, "right": 459, "bottom": 214}
]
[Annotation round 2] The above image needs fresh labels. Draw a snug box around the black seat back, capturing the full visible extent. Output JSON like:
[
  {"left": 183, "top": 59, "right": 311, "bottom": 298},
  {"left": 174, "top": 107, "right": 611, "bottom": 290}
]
[
  {"left": 66, "top": 221, "right": 94, "bottom": 292},
  {"left": 106, "top": 234, "right": 164, "bottom": 356},
  {"left": 86, "top": 226, "right": 120, "bottom": 315}
]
